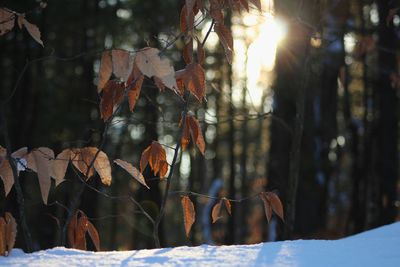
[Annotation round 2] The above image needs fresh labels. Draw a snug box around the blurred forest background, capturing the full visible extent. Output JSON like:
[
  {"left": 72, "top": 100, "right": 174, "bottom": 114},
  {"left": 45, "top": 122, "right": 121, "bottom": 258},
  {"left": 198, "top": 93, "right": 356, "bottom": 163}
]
[{"left": 1, "top": 0, "right": 399, "bottom": 251}]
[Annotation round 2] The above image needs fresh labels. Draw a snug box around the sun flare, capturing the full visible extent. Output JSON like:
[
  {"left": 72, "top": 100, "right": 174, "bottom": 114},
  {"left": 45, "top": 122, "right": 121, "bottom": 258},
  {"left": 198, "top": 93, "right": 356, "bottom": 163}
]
[{"left": 232, "top": 0, "right": 287, "bottom": 107}]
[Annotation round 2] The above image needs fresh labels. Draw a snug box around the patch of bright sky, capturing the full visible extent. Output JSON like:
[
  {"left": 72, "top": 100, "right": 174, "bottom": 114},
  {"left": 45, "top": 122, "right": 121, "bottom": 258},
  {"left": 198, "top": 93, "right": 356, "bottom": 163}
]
[{"left": 232, "top": 0, "right": 287, "bottom": 108}]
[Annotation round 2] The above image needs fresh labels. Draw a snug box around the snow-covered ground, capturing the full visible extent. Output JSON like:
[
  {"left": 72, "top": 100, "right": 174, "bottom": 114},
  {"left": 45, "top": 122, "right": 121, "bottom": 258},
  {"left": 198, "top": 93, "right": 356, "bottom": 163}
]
[{"left": 2, "top": 222, "right": 399, "bottom": 266}]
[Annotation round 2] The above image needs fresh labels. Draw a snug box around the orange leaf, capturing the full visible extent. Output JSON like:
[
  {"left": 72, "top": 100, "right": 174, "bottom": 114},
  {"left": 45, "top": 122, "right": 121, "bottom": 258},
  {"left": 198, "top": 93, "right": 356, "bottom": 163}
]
[
  {"left": 260, "top": 192, "right": 272, "bottom": 223},
  {"left": 0, "top": 218, "right": 5, "bottom": 256},
  {"left": 0, "top": 9, "right": 15, "bottom": 36},
  {"left": 180, "top": 116, "right": 191, "bottom": 151},
  {"left": 51, "top": 149, "right": 71, "bottom": 186},
  {"left": 140, "top": 146, "right": 151, "bottom": 173},
  {"left": 0, "top": 159, "right": 14, "bottom": 197},
  {"left": 112, "top": 49, "right": 133, "bottom": 82},
  {"left": 266, "top": 192, "right": 284, "bottom": 221},
  {"left": 127, "top": 64, "right": 144, "bottom": 112},
  {"left": 114, "top": 159, "right": 149, "bottom": 189},
  {"left": 0, "top": 212, "right": 17, "bottom": 256},
  {"left": 211, "top": 200, "right": 222, "bottom": 223},
  {"left": 182, "top": 63, "right": 206, "bottom": 101},
  {"left": 215, "top": 23, "right": 233, "bottom": 64},
  {"left": 71, "top": 147, "right": 111, "bottom": 186},
  {"left": 86, "top": 220, "right": 100, "bottom": 251},
  {"left": 140, "top": 141, "right": 168, "bottom": 178},
  {"left": 98, "top": 51, "right": 112, "bottom": 92},
  {"left": 4, "top": 213, "right": 16, "bottom": 256},
  {"left": 67, "top": 212, "right": 78, "bottom": 248},
  {"left": 181, "top": 196, "right": 195, "bottom": 236},
  {"left": 135, "top": 47, "right": 177, "bottom": 90},
  {"left": 100, "top": 80, "right": 125, "bottom": 121},
  {"left": 188, "top": 115, "right": 205, "bottom": 155},
  {"left": 224, "top": 199, "right": 232, "bottom": 215}
]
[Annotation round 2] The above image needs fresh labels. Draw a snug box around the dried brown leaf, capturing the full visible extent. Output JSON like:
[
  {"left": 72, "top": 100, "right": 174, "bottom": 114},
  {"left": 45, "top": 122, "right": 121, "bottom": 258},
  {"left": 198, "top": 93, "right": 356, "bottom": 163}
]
[
  {"left": 4, "top": 212, "right": 16, "bottom": 255},
  {"left": 211, "top": 200, "right": 222, "bottom": 223},
  {"left": 181, "top": 196, "right": 195, "bottom": 236},
  {"left": 100, "top": 80, "right": 125, "bottom": 121},
  {"left": 0, "top": 218, "right": 5, "bottom": 256},
  {"left": 183, "top": 38, "right": 193, "bottom": 64},
  {"left": 112, "top": 49, "right": 133, "bottom": 82},
  {"left": 0, "top": 9, "right": 15, "bottom": 36},
  {"left": 93, "top": 149, "right": 112, "bottom": 186},
  {"left": 127, "top": 64, "right": 144, "bottom": 112},
  {"left": 28, "top": 147, "right": 54, "bottom": 204},
  {"left": 135, "top": 47, "right": 177, "bottom": 90},
  {"left": 114, "top": 159, "right": 149, "bottom": 189},
  {"left": 98, "top": 51, "right": 112, "bottom": 93},
  {"left": 260, "top": 192, "right": 272, "bottom": 223},
  {"left": 87, "top": 221, "right": 100, "bottom": 251},
  {"left": 0, "top": 160, "right": 14, "bottom": 196},
  {"left": 224, "top": 199, "right": 232, "bottom": 215},
  {"left": 188, "top": 115, "right": 205, "bottom": 155},
  {"left": 52, "top": 149, "right": 71, "bottom": 187},
  {"left": 21, "top": 17, "right": 43, "bottom": 46},
  {"left": 140, "top": 141, "right": 168, "bottom": 178},
  {"left": 182, "top": 63, "right": 205, "bottom": 101},
  {"left": 67, "top": 212, "right": 78, "bottom": 248},
  {"left": 266, "top": 192, "right": 284, "bottom": 221},
  {"left": 215, "top": 23, "right": 233, "bottom": 64}
]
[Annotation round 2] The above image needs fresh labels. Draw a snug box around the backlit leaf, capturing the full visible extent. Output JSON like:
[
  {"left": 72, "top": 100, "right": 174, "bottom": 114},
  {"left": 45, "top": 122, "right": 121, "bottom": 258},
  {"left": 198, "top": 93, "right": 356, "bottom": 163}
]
[
  {"left": 135, "top": 47, "right": 177, "bottom": 90},
  {"left": 224, "top": 199, "right": 232, "bottom": 215},
  {"left": 87, "top": 220, "right": 100, "bottom": 251},
  {"left": 140, "top": 141, "right": 168, "bottom": 178},
  {"left": 180, "top": 115, "right": 205, "bottom": 154},
  {"left": 52, "top": 149, "right": 72, "bottom": 186},
  {"left": 0, "top": 9, "right": 15, "bottom": 36},
  {"left": 127, "top": 64, "right": 144, "bottom": 111},
  {"left": 211, "top": 200, "right": 222, "bottom": 223},
  {"left": 0, "top": 212, "right": 17, "bottom": 256},
  {"left": 112, "top": 49, "right": 133, "bottom": 82},
  {"left": 114, "top": 159, "right": 149, "bottom": 189},
  {"left": 215, "top": 23, "right": 233, "bottom": 64},
  {"left": 266, "top": 192, "right": 284, "bottom": 222},
  {"left": 0, "top": 159, "right": 14, "bottom": 196},
  {"left": 4, "top": 213, "right": 16, "bottom": 256},
  {"left": 20, "top": 16, "right": 43, "bottom": 46},
  {"left": 100, "top": 80, "right": 125, "bottom": 121},
  {"left": 179, "top": 63, "right": 205, "bottom": 101},
  {"left": 181, "top": 196, "right": 195, "bottom": 236},
  {"left": 260, "top": 192, "right": 272, "bottom": 223},
  {"left": 27, "top": 147, "right": 54, "bottom": 204},
  {"left": 98, "top": 51, "right": 112, "bottom": 93}
]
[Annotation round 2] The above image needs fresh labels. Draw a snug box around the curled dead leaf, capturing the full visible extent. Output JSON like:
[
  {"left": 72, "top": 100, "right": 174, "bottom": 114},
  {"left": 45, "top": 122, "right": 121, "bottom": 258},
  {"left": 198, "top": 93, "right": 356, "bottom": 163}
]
[
  {"left": 181, "top": 196, "right": 195, "bottom": 236},
  {"left": 114, "top": 159, "right": 149, "bottom": 189}
]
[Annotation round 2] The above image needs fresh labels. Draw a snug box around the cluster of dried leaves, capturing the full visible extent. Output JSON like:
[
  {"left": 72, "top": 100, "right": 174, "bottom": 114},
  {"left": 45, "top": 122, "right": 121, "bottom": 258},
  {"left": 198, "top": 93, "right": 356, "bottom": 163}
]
[
  {"left": 180, "top": 191, "right": 283, "bottom": 237},
  {"left": 0, "top": 7, "right": 43, "bottom": 46},
  {"left": 0, "top": 146, "right": 149, "bottom": 205},
  {"left": 68, "top": 210, "right": 100, "bottom": 251}
]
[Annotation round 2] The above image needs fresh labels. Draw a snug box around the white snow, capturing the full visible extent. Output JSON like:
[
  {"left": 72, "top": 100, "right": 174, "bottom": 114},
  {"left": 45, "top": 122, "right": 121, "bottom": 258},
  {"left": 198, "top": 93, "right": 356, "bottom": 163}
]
[{"left": 2, "top": 222, "right": 400, "bottom": 266}]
